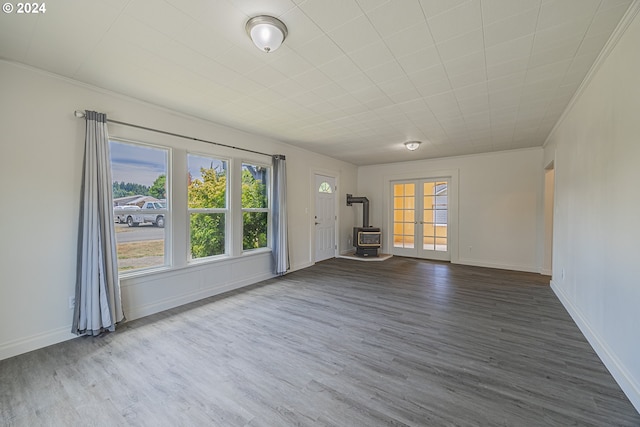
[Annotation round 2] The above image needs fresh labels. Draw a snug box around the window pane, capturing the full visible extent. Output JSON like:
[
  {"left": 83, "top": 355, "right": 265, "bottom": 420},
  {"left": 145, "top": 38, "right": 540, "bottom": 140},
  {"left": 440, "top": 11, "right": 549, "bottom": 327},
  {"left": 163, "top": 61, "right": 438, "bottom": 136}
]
[
  {"left": 423, "top": 182, "right": 435, "bottom": 195},
  {"left": 190, "top": 213, "right": 225, "bottom": 259},
  {"left": 188, "top": 154, "right": 227, "bottom": 260},
  {"left": 423, "top": 224, "right": 435, "bottom": 237},
  {"left": 188, "top": 154, "right": 227, "bottom": 208},
  {"left": 404, "top": 184, "right": 415, "bottom": 196},
  {"left": 403, "top": 197, "right": 415, "bottom": 209},
  {"left": 242, "top": 163, "right": 269, "bottom": 252},
  {"left": 242, "top": 163, "right": 268, "bottom": 209},
  {"left": 394, "top": 197, "right": 403, "bottom": 209},
  {"left": 110, "top": 140, "right": 168, "bottom": 272},
  {"left": 404, "top": 223, "right": 414, "bottom": 235},
  {"left": 424, "top": 195, "right": 434, "bottom": 209},
  {"left": 423, "top": 237, "right": 435, "bottom": 250},
  {"left": 404, "top": 210, "right": 414, "bottom": 222},
  {"left": 319, "top": 181, "right": 333, "bottom": 193},
  {"left": 243, "top": 212, "right": 268, "bottom": 250}
]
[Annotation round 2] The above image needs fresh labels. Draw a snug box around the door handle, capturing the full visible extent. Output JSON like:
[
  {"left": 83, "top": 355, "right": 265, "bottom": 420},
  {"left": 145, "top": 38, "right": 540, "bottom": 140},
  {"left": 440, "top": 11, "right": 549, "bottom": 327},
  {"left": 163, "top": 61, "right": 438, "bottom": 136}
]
[{"left": 315, "top": 222, "right": 320, "bottom": 225}]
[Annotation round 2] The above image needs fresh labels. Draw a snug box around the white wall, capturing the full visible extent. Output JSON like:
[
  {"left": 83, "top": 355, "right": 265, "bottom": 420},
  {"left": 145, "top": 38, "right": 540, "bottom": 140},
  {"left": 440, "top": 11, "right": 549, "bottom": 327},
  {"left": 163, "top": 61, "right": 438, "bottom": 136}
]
[
  {"left": 545, "top": 5, "right": 640, "bottom": 412},
  {"left": 0, "top": 61, "right": 357, "bottom": 360},
  {"left": 358, "top": 148, "right": 544, "bottom": 272}
]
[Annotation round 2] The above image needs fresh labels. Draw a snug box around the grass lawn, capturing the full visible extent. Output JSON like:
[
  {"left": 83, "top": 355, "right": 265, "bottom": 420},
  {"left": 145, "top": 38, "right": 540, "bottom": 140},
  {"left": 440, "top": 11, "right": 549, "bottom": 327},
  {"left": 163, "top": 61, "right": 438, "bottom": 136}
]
[
  {"left": 117, "top": 240, "right": 164, "bottom": 271},
  {"left": 117, "top": 240, "right": 164, "bottom": 259}
]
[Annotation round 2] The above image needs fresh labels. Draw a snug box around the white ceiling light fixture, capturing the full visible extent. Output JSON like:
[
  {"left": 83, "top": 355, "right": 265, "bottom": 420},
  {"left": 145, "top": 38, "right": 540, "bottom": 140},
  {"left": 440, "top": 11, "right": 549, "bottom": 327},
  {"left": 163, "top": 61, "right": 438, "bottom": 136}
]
[
  {"left": 246, "top": 15, "right": 288, "bottom": 53},
  {"left": 404, "top": 141, "right": 421, "bottom": 151}
]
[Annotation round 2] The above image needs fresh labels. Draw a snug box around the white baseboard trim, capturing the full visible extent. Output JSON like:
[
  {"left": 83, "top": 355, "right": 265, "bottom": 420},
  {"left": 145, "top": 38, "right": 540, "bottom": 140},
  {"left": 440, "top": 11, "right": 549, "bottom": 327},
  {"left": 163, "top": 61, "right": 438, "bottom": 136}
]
[
  {"left": 551, "top": 280, "right": 640, "bottom": 413},
  {"left": 455, "top": 257, "right": 538, "bottom": 273},
  {"left": 125, "top": 272, "right": 275, "bottom": 321},
  {"left": 290, "top": 261, "right": 314, "bottom": 272},
  {"left": 0, "top": 326, "right": 76, "bottom": 361},
  {"left": 0, "top": 272, "right": 275, "bottom": 362}
]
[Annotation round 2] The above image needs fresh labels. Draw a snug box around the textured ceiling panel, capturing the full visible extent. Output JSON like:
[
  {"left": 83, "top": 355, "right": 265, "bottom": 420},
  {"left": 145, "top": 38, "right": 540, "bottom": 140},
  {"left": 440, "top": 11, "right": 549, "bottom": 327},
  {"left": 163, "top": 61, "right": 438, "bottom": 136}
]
[{"left": 0, "top": 0, "right": 633, "bottom": 165}]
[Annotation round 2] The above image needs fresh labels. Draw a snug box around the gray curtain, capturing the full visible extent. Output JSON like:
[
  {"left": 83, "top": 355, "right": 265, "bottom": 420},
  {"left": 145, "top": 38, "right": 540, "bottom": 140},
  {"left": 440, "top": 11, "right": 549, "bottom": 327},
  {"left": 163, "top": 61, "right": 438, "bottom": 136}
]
[
  {"left": 272, "top": 155, "right": 289, "bottom": 275},
  {"left": 72, "top": 111, "right": 124, "bottom": 335}
]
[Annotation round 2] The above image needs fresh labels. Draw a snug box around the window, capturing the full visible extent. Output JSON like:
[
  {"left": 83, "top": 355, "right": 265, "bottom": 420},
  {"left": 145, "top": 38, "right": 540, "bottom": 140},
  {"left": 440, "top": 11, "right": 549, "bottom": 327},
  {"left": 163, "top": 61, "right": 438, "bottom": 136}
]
[
  {"left": 109, "top": 138, "right": 273, "bottom": 274},
  {"left": 318, "top": 181, "right": 333, "bottom": 193},
  {"left": 110, "top": 140, "right": 169, "bottom": 272},
  {"left": 188, "top": 154, "right": 228, "bottom": 259},
  {"left": 241, "top": 163, "right": 269, "bottom": 251}
]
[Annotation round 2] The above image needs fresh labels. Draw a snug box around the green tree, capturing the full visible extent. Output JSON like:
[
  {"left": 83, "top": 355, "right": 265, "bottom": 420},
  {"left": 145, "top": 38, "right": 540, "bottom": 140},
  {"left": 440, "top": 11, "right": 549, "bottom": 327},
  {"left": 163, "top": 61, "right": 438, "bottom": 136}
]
[
  {"left": 188, "top": 166, "right": 268, "bottom": 256},
  {"left": 112, "top": 181, "right": 150, "bottom": 198},
  {"left": 241, "top": 168, "right": 268, "bottom": 250},
  {"left": 188, "top": 169, "right": 226, "bottom": 258},
  {"left": 149, "top": 174, "right": 166, "bottom": 200}
]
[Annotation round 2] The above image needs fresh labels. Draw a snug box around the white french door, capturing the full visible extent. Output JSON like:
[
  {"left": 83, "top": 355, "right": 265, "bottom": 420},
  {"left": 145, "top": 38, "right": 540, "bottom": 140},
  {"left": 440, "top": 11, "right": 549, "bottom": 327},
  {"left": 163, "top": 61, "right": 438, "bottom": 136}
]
[{"left": 391, "top": 179, "right": 450, "bottom": 261}]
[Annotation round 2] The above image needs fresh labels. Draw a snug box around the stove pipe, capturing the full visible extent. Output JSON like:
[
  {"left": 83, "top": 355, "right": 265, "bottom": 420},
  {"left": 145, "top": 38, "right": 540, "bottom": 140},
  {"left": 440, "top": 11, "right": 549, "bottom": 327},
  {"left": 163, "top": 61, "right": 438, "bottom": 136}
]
[{"left": 346, "top": 194, "right": 370, "bottom": 228}]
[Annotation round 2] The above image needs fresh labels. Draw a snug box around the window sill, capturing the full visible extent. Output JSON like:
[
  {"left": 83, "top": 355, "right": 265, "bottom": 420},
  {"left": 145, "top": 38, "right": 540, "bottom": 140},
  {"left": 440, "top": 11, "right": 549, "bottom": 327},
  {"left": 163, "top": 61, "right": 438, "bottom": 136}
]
[
  {"left": 241, "top": 247, "right": 272, "bottom": 257},
  {"left": 188, "top": 253, "right": 230, "bottom": 266},
  {"left": 118, "top": 265, "right": 172, "bottom": 280},
  {"left": 119, "top": 250, "right": 272, "bottom": 282}
]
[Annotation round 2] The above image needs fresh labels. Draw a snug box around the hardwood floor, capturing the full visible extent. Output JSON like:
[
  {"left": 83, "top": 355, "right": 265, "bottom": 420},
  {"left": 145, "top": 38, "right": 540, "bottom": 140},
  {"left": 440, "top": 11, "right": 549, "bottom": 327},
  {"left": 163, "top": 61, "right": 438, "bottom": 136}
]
[{"left": 1, "top": 257, "right": 638, "bottom": 426}]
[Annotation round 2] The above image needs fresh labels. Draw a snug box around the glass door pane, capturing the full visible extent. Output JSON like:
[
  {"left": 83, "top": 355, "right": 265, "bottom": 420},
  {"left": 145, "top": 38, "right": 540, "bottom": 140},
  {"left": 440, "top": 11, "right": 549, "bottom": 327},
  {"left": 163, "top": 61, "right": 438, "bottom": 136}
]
[
  {"left": 392, "top": 182, "right": 417, "bottom": 254},
  {"left": 422, "top": 181, "right": 448, "bottom": 253}
]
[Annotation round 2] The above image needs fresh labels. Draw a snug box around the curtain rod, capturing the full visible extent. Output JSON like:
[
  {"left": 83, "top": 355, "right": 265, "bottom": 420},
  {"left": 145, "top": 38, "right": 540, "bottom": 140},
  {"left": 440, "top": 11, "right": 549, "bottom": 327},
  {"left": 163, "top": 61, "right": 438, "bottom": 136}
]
[{"left": 74, "top": 110, "right": 274, "bottom": 158}]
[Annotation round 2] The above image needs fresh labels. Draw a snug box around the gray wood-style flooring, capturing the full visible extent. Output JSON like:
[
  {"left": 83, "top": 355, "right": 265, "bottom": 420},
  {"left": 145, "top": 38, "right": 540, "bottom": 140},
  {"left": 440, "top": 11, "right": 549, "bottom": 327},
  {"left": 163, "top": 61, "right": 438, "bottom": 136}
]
[{"left": 1, "top": 257, "right": 639, "bottom": 426}]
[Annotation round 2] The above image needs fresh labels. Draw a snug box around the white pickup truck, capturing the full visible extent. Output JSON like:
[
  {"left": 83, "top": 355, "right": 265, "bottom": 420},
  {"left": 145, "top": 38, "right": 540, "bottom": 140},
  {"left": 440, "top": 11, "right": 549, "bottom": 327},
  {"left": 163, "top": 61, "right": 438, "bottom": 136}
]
[{"left": 114, "top": 201, "right": 165, "bottom": 228}]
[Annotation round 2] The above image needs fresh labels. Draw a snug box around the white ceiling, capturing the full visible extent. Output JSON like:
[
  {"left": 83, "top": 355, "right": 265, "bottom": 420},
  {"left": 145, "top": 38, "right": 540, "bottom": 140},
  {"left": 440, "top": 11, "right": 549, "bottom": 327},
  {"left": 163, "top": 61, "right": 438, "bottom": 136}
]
[{"left": 0, "top": 0, "right": 633, "bottom": 165}]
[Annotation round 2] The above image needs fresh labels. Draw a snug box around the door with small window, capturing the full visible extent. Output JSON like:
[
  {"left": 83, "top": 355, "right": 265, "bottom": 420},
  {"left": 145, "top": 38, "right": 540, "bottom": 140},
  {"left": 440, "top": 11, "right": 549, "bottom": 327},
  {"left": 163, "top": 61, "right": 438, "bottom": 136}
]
[
  {"left": 315, "top": 175, "right": 336, "bottom": 262},
  {"left": 391, "top": 179, "right": 450, "bottom": 261}
]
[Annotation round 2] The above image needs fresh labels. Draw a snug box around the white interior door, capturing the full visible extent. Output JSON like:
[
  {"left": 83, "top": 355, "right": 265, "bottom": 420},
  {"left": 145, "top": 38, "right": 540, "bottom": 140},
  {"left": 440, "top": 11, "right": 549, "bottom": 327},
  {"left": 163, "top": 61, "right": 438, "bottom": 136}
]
[
  {"left": 315, "top": 175, "right": 336, "bottom": 262},
  {"left": 391, "top": 179, "right": 450, "bottom": 261}
]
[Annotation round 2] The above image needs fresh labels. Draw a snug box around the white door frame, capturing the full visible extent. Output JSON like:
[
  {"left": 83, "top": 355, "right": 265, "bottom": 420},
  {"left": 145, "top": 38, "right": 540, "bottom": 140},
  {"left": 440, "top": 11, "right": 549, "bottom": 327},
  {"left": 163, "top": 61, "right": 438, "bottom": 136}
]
[
  {"left": 382, "top": 169, "right": 459, "bottom": 264},
  {"left": 390, "top": 178, "right": 451, "bottom": 261}
]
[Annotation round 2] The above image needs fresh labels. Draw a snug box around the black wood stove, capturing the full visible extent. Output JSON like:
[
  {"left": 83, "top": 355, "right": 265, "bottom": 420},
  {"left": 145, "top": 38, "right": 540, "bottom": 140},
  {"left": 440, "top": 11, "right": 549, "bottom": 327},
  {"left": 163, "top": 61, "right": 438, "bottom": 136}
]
[{"left": 347, "top": 194, "right": 381, "bottom": 257}]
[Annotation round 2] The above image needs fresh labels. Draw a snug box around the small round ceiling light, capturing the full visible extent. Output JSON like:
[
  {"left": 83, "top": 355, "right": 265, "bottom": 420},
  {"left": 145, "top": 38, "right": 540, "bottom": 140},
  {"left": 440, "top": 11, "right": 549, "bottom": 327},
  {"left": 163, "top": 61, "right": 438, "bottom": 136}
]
[
  {"left": 246, "top": 15, "right": 288, "bottom": 53},
  {"left": 404, "top": 141, "right": 422, "bottom": 151}
]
